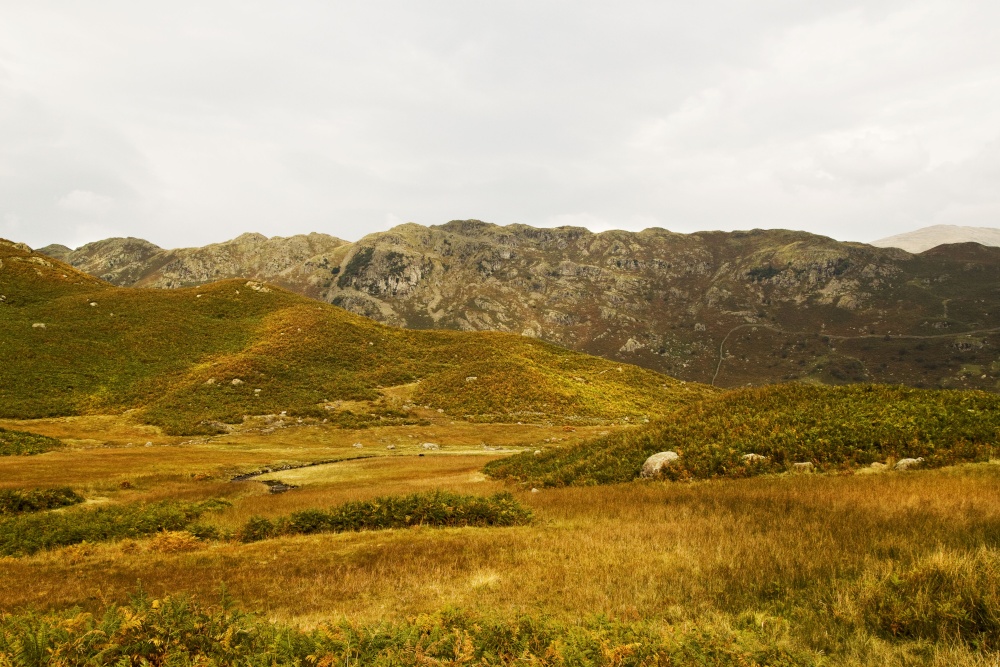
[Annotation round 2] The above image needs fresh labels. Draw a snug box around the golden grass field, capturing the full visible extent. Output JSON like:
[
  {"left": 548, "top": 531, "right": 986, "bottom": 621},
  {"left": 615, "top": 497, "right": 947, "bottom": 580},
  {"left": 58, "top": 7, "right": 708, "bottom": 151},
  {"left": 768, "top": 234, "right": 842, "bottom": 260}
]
[{"left": 3, "top": 408, "right": 1000, "bottom": 665}]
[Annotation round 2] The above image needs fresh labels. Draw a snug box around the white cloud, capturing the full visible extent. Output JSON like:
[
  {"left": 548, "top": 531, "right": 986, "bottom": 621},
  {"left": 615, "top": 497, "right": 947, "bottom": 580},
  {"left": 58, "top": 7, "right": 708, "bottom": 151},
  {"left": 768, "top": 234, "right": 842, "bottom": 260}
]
[{"left": 57, "top": 189, "right": 115, "bottom": 216}]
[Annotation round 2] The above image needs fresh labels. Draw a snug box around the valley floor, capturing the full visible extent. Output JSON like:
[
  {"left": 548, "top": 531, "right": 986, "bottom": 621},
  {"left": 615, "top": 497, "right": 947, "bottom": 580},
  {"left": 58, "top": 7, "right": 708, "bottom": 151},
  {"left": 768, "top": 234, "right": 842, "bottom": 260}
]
[{"left": 2, "top": 413, "right": 1000, "bottom": 665}]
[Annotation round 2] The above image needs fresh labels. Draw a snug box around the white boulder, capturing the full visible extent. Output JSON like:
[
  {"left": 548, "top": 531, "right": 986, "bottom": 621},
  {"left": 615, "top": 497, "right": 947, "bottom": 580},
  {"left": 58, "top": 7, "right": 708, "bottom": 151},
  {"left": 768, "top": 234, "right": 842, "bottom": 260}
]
[
  {"left": 895, "top": 457, "right": 925, "bottom": 471},
  {"left": 640, "top": 451, "right": 679, "bottom": 478}
]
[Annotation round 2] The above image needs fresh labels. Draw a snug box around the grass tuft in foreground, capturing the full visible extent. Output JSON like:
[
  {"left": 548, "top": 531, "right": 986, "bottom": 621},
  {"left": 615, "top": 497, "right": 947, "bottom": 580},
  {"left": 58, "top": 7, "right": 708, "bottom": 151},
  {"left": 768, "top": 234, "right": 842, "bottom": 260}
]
[
  {"left": 0, "top": 499, "right": 229, "bottom": 557},
  {"left": 486, "top": 384, "right": 1000, "bottom": 486},
  {"left": 0, "top": 595, "right": 813, "bottom": 667},
  {"left": 0, "top": 488, "right": 83, "bottom": 516},
  {"left": 0, "top": 428, "right": 63, "bottom": 456},
  {"left": 238, "top": 491, "right": 532, "bottom": 542}
]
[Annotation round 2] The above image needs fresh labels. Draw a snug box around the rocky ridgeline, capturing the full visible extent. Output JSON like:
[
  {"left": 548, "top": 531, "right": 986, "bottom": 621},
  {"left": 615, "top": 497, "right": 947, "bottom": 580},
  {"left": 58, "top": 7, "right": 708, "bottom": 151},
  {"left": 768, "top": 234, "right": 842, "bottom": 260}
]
[{"left": 35, "top": 221, "right": 1000, "bottom": 390}]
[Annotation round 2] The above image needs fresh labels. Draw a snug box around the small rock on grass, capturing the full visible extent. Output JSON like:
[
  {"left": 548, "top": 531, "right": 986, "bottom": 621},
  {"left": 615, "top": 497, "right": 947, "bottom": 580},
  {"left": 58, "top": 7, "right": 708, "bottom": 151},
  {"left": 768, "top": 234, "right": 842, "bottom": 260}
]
[{"left": 895, "top": 457, "right": 924, "bottom": 471}]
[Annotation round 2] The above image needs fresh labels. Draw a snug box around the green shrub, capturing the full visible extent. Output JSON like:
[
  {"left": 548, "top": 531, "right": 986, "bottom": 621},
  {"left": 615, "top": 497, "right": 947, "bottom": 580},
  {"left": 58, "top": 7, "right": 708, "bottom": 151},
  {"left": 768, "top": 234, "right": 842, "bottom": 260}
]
[
  {"left": 0, "top": 488, "right": 83, "bottom": 516},
  {"left": 0, "top": 428, "right": 63, "bottom": 456},
  {"left": 0, "top": 499, "right": 230, "bottom": 556},
  {"left": 0, "top": 595, "right": 814, "bottom": 666},
  {"left": 238, "top": 491, "right": 532, "bottom": 543},
  {"left": 486, "top": 384, "right": 1000, "bottom": 486}
]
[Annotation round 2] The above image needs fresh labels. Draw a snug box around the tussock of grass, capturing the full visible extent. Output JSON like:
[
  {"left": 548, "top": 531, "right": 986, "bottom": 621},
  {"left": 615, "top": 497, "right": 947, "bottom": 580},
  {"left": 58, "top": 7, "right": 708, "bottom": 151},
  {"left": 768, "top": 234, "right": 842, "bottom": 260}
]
[
  {"left": 0, "top": 240, "right": 710, "bottom": 433},
  {"left": 238, "top": 491, "right": 532, "bottom": 542},
  {"left": 0, "top": 428, "right": 63, "bottom": 456},
  {"left": 0, "top": 595, "right": 813, "bottom": 666},
  {"left": 486, "top": 384, "right": 1000, "bottom": 486},
  {"left": 841, "top": 547, "right": 1000, "bottom": 648},
  {"left": 0, "top": 499, "right": 228, "bottom": 557},
  {"left": 0, "top": 488, "right": 82, "bottom": 516}
]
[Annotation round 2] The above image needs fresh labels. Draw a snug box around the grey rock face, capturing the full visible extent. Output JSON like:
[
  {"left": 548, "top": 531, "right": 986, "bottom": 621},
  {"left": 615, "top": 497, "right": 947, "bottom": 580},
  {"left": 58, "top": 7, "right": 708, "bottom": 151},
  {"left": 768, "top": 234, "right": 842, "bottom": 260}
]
[{"left": 641, "top": 451, "right": 679, "bottom": 478}]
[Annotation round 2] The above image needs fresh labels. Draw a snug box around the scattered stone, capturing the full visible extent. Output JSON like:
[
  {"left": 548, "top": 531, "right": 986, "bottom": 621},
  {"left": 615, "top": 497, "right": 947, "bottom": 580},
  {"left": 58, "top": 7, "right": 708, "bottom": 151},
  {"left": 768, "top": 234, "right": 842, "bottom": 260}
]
[
  {"left": 144, "top": 442, "right": 153, "bottom": 447},
  {"left": 465, "top": 376, "right": 478, "bottom": 382},
  {"left": 205, "top": 378, "right": 216, "bottom": 385},
  {"left": 742, "top": 453, "right": 766, "bottom": 463},
  {"left": 531, "top": 488, "right": 540, "bottom": 493},
  {"left": 352, "top": 442, "right": 364, "bottom": 449},
  {"left": 421, "top": 442, "right": 440, "bottom": 450},
  {"left": 437, "top": 408, "right": 444, "bottom": 413},
  {"left": 245, "top": 281, "right": 271, "bottom": 293},
  {"left": 792, "top": 462, "right": 814, "bottom": 472},
  {"left": 386, "top": 444, "right": 396, "bottom": 450},
  {"left": 231, "top": 378, "right": 243, "bottom": 386},
  {"left": 261, "top": 479, "right": 297, "bottom": 494},
  {"left": 640, "top": 451, "right": 679, "bottom": 478},
  {"left": 895, "top": 457, "right": 925, "bottom": 471},
  {"left": 32, "top": 322, "right": 45, "bottom": 329},
  {"left": 533, "top": 450, "right": 541, "bottom": 456},
  {"left": 253, "top": 388, "right": 261, "bottom": 394},
  {"left": 619, "top": 338, "right": 644, "bottom": 353},
  {"left": 89, "top": 302, "right": 98, "bottom": 307}
]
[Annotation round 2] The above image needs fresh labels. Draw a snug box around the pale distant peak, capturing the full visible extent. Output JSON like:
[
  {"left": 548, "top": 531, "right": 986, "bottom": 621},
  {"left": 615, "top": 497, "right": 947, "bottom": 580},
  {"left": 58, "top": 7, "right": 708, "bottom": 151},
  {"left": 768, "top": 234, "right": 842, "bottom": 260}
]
[{"left": 871, "top": 225, "right": 1000, "bottom": 253}]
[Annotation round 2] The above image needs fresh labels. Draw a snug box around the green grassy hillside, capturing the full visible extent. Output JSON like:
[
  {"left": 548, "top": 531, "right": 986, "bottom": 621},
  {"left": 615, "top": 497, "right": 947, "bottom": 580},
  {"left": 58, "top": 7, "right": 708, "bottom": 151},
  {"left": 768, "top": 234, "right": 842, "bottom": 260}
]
[
  {"left": 485, "top": 384, "right": 1000, "bottom": 486},
  {"left": 0, "top": 239, "right": 711, "bottom": 433}
]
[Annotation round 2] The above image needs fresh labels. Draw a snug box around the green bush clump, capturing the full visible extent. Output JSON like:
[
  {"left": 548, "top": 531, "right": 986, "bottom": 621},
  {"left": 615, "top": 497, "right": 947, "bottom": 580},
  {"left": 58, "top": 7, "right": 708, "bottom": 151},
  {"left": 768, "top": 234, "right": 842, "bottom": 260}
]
[
  {"left": 0, "top": 595, "right": 813, "bottom": 666},
  {"left": 238, "top": 491, "right": 532, "bottom": 542},
  {"left": 0, "top": 428, "right": 63, "bottom": 456},
  {"left": 0, "top": 487, "right": 83, "bottom": 516},
  {"left": 846, "top": 547, "right": 1000, "bottom": 648},
  {"left": 486, "top": 384, "right": 1000, "bottom": 487},
  {"left": 0, "top": 499, "right": 230, "bottom": 556}
]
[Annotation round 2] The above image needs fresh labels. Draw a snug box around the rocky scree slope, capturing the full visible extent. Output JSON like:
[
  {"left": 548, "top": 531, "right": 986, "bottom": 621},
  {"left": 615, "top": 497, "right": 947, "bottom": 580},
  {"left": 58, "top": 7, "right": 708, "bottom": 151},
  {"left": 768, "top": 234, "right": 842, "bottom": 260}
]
[
  {"left": 40, "top": 221, "right": 1000, "bottom": 391},
  {"left": 1, "top": 238, "right": 710, "bottom": 434}
]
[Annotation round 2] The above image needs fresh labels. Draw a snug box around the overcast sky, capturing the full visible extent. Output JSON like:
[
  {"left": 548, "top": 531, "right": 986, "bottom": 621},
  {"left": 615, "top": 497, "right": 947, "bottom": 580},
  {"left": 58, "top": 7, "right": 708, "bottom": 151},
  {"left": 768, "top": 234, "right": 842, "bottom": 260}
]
[{"left": 1, "top": 1, "right": 999, "bottom": 250}]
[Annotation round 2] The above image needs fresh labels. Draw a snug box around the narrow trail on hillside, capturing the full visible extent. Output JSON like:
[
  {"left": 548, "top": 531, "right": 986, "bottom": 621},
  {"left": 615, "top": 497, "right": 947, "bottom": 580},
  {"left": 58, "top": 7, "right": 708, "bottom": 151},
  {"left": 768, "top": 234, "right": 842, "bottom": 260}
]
[{"left": 711, "top": 324, "right": 1000, "bottom": 386}]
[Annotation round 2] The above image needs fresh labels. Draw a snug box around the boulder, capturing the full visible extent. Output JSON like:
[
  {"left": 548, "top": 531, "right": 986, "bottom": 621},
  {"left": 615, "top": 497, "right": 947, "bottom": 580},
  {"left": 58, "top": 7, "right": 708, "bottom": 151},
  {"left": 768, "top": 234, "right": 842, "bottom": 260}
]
[
  {"left": 640, "top": 451, "right": 679, "bottom": 478},
  {"left": 421, "top": 442, "right": 440, "bottom": 450},
  {"left": 895, "top": 457, "right": 924, "bottom": 471}
]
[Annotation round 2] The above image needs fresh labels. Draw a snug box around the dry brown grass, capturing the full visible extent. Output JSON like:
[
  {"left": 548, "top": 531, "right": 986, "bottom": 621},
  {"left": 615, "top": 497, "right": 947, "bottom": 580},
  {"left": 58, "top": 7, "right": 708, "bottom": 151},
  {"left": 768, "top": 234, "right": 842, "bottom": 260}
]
[{"left": 2, "top": 414, "right": 999, "bottom": 664}]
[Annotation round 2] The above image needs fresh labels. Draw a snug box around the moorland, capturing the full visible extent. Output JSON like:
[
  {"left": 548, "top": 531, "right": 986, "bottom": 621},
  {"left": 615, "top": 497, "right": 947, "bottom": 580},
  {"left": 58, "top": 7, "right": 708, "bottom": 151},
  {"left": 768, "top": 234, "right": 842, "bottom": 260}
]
[{"left": 2, "top": 236, "right": 1000, "bottom": 666}]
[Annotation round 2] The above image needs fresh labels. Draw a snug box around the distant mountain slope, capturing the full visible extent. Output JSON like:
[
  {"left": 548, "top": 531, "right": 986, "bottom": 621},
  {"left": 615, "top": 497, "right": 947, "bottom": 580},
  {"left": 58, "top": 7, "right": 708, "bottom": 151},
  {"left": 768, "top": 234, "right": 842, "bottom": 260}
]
[
  {"left": 872, "top": 225, "right": 1000, "bottom": 253},
  {"left": 0, "top": 238, "right": 710, "bottom": 434},
  {"left": 38, "top": 221, "right": 1000, "bottom": 392},
  {"left": 41, "top": 233, "right": 349, "bottom": 290}
]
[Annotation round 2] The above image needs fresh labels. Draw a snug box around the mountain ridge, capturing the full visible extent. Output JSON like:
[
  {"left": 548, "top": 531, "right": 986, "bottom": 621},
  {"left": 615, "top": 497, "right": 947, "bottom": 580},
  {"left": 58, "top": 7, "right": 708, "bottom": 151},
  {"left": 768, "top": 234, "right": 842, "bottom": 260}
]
[
  {"left": 1, "top": 236, "right": 709, "bottom": 433},
  {"left": 34, "top": 222, "right": 1000, "bottom": 392}
]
